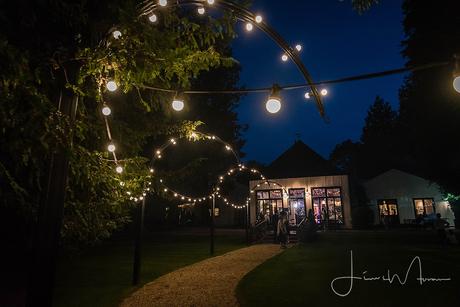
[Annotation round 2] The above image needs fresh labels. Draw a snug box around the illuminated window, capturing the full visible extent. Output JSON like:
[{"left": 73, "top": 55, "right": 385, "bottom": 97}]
[
  {"left": 311, "top": 187, "right": 343, "bottom": 224},
  {"left": 255, "top": 189, "right": 283, "bottom": 224},
  {"left": 289, "top": 188, "right": 306, "bottom": 225},
  {"left": 413, "top": 198, "right": 435, "bottom": 216},
  {"left": 378, "top": 199, "right": 399, "bottom": 225}
]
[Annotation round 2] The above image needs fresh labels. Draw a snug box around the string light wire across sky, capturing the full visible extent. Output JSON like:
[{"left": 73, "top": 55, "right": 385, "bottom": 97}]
[{"left": 233, "top": 0, "right": 406, "bottom": 163}]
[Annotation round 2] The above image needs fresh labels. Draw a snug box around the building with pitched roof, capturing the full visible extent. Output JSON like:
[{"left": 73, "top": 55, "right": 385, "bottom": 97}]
[{"left": 249, "top": 140, "right": 352, "bottom": 229}]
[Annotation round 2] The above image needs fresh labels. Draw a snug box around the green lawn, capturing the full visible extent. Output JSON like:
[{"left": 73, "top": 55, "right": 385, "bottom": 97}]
[
  {"left": 54, "top": 228, "right": 246, "bottom": 307},
  {"left": 237, "top": 231, "right": 460, "bottom": 307}
]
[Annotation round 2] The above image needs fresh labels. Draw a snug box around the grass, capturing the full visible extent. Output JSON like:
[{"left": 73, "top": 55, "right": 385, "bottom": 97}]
[
  {"left": 237, "top": 230, "right": 460, "bottom": 307},
  {"left": 53, "top": 228, "right": 246, "bottom": 307}
]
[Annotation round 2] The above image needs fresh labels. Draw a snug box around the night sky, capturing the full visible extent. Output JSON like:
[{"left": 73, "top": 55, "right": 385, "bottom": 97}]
[{"left": 232, "top": 0, "right": 405, "bottom": 163}]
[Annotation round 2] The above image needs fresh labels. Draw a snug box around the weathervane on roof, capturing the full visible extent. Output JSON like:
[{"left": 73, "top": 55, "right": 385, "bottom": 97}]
[{"left": 295, "top": 132, "right": 301, "bottom": 142}]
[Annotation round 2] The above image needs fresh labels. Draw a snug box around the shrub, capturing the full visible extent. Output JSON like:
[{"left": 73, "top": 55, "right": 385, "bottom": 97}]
[{"left": 351, "top": 206, "right": 375, "bottom": 229}]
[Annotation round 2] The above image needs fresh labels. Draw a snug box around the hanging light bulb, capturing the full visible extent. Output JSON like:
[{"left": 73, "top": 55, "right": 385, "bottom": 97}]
[
  {"left": 453, "top": 54, "right": 460, "bottom": 93},
  {"left": 116, "top": 166, "right": 123, "bottom": 174},
  {"left": 172, "top": 92, "right": 185, "bottom": 112},
  {"left": 107, "top": 143, "right": 116, "bottom": 152},
  {"left": 321, "top": 89, "right": 328, "bottom": 96},
  {"left": 281, "top": 54, "right": 288, "bottom": 62},
  {"left": 207, "top": 0, "right": 215, "bottom": 4},
  {"left": 454, "top": 77, "right": 460, "bottom": 93},
  {"left": 148, "top": 13, "right": 158, "bottom": 23},
  {"left": 255, "top": 15, "right": 263, "bottom": 23},
  {"left": 102, "top": 105, "right": 111, "bottom": 116},
  {"left": 304, "top": 92, "right": 311, "bottom": 99},
  {"left": 246, "top": 23, "right": 253, "bottom": 32},
  {"left": 266, "top": 84, "right": 282, "bottom": 114},
  {"left": 106, "top": 80, "right": 118, "bottom": 92},
  {"left": 158, "top": 0, "right": 167, "bottom": 7},
  {"left": 197, "top": 6, "right": 205, "bottom": 15},
  {"left": 295, "top": 44, "right": 302, "bottom": 51},
  {"left": 112, "top": 30, "right": 122, "bottom": 39}
]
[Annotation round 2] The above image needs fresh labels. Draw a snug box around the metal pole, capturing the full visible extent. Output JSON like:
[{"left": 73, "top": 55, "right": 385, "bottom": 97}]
[
  {"left": 132, "top": 197, "right": 146, "bottom": 285},
  {"left": 210, "top": 194, "right": 215, "bottom": 255},
  {"left": 245, "top": 199, "right": 250, "bottom": 245}
]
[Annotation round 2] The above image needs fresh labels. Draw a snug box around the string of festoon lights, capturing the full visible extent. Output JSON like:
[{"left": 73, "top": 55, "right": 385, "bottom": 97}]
[
  {"left": 99, "top": 0, "right": 460, "bottom": 206},
  {"left": 104, "top": 0, "right": 460, "bottom": 117},
  {"left": 99, "top": 98, "right": 267, "bottom": 209}
]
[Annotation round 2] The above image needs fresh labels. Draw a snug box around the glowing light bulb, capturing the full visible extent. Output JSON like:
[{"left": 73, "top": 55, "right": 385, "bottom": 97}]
[
  {"left": 102, "top": 106, "right": 111, "bottom": 116},
  {"left": 266, "top": 97, "right": 281, "bottom": 113},
  {"left": 281, "top": 54, "right": 288, "bottom": 62},
  {"left": 304, "top": 92, "right": 311, "bottom": 99},
  {"left": 295, "top": 44, "right": 302, "bottom": 51},
  {"left": 150, "top": 168, "right": 154, "bottom": 173},
  {"left": 172, "top": 99, "right": 184, "bottom": 111},
  {"left": 225, "top": 145, "right": 231, "bottom": 151},
  {"left": 164, "top": 188, "right": 168, "bottom": 192},
  {"left": 107, "top": 144, "right": 116, "bottom": 152},
  {"left": 197, "top": 7, "right": 205, "bottom": 15},
  {"left": 158, "top": 0, "right": 167, "bottom": 7},
  {"left": 112, "top": 30, "right": 122, "bottom": 39},
  {"left": 148, "top": 14, "right": 158, "bottom": 23},
  {"left": 106, "top": 80, "right": 118, "bottom": 92},
  {"left": 246, "top": 23, "right": 253, "bottom": 32},
  {"left": 321, "top": 89, "right": 328, "bottom": 96},
  {"left": 116, "top": 166, "right": 123, "bottom": 174},
  {"left": 266, "top": 86, "right": 282, "bottom": 113},
  {"left": 207, "top": 0, "right": 215, "bottom": 4},
  {"left": 453, "top": 76, "right": 460, "bottom": 93},
  {"left": 255, "top": 15, "right": 263, "bottom": 23}
]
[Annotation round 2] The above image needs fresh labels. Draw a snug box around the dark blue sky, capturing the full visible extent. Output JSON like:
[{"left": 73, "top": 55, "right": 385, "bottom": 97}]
[{"left": 232, "top": 0, "right": 405, "bottom": 163}]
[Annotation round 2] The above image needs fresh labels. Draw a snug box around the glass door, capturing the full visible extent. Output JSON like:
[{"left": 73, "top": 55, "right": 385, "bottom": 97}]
[{"left": 289, "top": 188, "right": 306, "bottom": 226}]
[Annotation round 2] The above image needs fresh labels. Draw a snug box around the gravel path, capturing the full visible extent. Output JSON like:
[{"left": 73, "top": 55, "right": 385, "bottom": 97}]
[{"left": 120, "top": 244, "right": 282, "bottom": 307}]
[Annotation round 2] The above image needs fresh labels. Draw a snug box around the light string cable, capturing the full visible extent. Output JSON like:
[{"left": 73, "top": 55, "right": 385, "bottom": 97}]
[
  {"left": 151, "top": 132, "right": 268, "bottom": 209},
  {"left": 97, "top": 0, "right": 452, "bottom": 204},
  {"left": 137, "top": 0, "right": 326, "bottom": 117}
]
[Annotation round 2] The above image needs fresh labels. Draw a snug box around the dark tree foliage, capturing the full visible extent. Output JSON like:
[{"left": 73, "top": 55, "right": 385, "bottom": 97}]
[
  {"left": 331, "top": 96, "right": 399, "bottom": 179},
  {"left": 399, "top": 0, "right": 460, "bottom": 194},
  {"left": 351, "top": 0, "right": 380, "bottom": 13},
  {"left": 332, "top": 1, "right": 460, "bottom": 197},
  {"left": 0, "top": 0, "right": 244, "bottom": 247}
]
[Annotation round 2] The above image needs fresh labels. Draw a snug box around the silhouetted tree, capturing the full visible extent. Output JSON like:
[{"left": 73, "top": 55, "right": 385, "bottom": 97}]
[{"left": 399, "top": 0, "right": 460, "bottom": 194}]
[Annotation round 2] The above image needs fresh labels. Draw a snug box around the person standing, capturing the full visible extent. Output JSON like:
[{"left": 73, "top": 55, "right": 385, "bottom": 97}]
[
  {"left": 277, "top": 211, "right": 288, "bottom": 249},
  {"left": 435, "top": 213, "right": 448, "bottom": 246}
]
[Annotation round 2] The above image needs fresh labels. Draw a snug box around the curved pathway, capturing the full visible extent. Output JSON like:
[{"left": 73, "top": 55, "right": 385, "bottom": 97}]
[{"left": 121, "top": 244, "right": 282, "bottom": 307}]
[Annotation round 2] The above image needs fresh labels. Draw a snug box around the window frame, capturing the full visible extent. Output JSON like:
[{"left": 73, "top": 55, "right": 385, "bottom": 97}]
[
  {"left": 255, "top": 188, "right": 284, "bottom": 222},
  {"left": 412, "top": 198, "right": 436, "bottom": 217},
  {"left": 310, "top": 186, "right": 344, "bottom": 224},
  {"left": 288, "top": 188, "right": 307, "bottom": 224}
]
